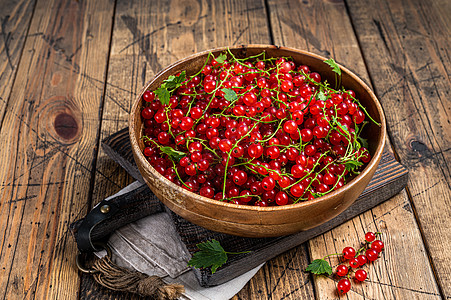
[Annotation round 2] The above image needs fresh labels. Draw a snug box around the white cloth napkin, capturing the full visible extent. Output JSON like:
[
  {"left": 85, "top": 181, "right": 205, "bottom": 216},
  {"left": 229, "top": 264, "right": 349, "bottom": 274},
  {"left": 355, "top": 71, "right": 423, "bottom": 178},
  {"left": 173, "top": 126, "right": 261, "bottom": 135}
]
[{"left": 95, "top": 181, "right": 264, "bottom": 300}]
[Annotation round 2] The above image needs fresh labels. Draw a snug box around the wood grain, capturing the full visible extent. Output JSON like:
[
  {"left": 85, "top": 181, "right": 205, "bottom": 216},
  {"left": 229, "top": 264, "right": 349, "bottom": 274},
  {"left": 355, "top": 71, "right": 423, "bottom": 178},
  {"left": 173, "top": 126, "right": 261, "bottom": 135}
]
[
  {"left": 346, "top": 0, "right": 451, "bottom": 297},
  {"left": 0, "top": 0, "right": 114, "bottom": 299},
  {"left": 0, "top": 0, "right": 36, "bottom": 125},
  {"left": 267, "top": 0, "right": 442, "bottom": 298}
]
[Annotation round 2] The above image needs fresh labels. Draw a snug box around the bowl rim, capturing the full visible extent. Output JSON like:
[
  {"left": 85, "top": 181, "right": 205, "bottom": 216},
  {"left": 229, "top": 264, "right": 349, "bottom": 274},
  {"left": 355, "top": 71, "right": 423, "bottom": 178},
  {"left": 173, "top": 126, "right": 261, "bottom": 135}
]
[{"left": 129, "top": 44, "right": 386, "bottom": 213}]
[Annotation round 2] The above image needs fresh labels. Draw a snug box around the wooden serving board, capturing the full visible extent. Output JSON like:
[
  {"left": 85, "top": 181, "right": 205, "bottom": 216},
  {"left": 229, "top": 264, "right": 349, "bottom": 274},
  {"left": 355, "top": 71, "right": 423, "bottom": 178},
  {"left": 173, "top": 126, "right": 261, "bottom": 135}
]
[{"left": 102, "top": 128, "right": 408, "bottom": 287}]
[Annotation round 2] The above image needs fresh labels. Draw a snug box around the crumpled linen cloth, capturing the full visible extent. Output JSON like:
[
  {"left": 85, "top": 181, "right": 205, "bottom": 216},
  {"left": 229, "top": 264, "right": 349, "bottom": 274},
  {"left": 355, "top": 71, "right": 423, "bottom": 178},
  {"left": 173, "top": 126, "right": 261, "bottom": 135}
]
[{"left": 95, "top": 181, "right": 264, "bottom": 300}]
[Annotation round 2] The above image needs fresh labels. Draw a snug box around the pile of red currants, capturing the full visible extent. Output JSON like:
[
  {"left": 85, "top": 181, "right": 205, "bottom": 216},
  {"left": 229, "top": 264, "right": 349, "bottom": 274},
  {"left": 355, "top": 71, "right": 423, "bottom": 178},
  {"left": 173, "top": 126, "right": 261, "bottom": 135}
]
[
  {"left": 140, "top": 50, "right": 374, "bottom": 206},
  {"left": 336, "top": 232, "right": 385, "bottom": 294}
]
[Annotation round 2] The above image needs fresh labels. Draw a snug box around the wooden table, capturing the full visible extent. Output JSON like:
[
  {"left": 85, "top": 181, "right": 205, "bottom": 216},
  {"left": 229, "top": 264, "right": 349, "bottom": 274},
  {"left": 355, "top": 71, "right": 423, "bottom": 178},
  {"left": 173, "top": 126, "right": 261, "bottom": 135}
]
[{"left": 0, "top": 0, "right": 449, "bottom": 299}]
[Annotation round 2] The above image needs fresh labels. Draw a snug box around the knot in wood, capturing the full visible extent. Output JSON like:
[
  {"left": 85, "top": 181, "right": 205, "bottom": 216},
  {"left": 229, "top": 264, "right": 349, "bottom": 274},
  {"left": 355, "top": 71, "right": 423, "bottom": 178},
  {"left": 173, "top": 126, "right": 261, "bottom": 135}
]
[{"left": 54, "top": 112, "right": 78, "bottom": 140}]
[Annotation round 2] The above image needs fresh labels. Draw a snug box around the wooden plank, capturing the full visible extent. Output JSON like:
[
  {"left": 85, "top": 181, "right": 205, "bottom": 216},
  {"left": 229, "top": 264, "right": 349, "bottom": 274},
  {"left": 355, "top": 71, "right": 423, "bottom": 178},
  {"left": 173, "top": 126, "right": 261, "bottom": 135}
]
[
  {"left": 0, "top": 0, "right": 36, "bottom": 124},
  {"left": 267, "top": 0, "right": 442, "bottom": 298},
  {"left": 346, "top": 0, "right": 451, "bottom": 297},
  {"left": 82, "top": 0, "right": 301, "bottom": 299},
  {"left": 0, "top": 0, "right": 115, "bottom": 298}
]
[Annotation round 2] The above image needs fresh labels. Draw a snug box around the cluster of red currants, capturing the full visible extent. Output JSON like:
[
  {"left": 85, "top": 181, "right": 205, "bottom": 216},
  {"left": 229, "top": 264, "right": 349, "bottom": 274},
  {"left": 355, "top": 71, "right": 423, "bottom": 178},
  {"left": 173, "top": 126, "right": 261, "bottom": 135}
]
[
  {"left": 140, "top": 50, "right": 372, "bottom": 206},
  {"left": 336, "top": 232, "right": 385, "bottom": 294}
]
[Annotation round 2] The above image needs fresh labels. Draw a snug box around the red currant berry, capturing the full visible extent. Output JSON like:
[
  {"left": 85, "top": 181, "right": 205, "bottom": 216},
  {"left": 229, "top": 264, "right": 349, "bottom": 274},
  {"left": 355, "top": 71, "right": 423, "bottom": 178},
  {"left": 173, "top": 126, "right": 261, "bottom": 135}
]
[
  {"left": 342, "top": 247, "right": 356, "bottom": 260},
  {"left": 180, "top": 116, "right": 194, "bottom": 130},
  {"left": 185, "top": 164, "right": 197, "bottom": 176},
  {"left": 278, "top": 176, "right": 291, "bottom": 188},
  {"left": 250, "top": 181, "right": 263, "bottom": 195},
  {"left": 281, "top": 80, "right": 293, "bottom": 92},
  {"left": 248, "top": 144, "right": 264, "bottom": 158},
  {"left": 356, "top": 254, "right": 368, "bottom": 266},
  {"left": 336, "top": 265, "right": 348, "bottom": 277},
  {"left": 158, "top": 132, "right": 170, "bottom": 145},
  {"left": 300, "top": 128, "right": 313, "bottom": 142},
  {"left": 349, "top": 258, "right": 360, "bottom": 268},
  {"left": 275, "top": 191, "right": 289, "bottom": 206},
  {"left": 371, "top": 240, "right": 384, "bottom": 253},
  {"left": 290, "top": 183, "right": 305, "bottom": 197},
  {"left": 337, "top": 278, "right": 351, "bottom": 294},
  {"left": 365, "top": 232, "right": 376, "bottom": 242},
  {"left": 218, "top": 139, "right": 233, "bottom": 152},
  {"left": 197, "top": 159, "right": 210, "bottom": 171},
  {"left": 142, "top": 90, "right": 156, "bottom": 102},
  {"left": 290, "top": 164, "right": 304, "bottom": 179},
  {"left": 266, "top": 145, "right": 280, "bottom": 159},
  {"left": 283, "top": 120, "right": 298, "bottom": 134},
  {"left": 190, "top": 151, "right": 202, "bottom": 163},
  {"left": 190, "top": 107, "right": 203, "bottom": 119},
  {"left": 243, "top": 92, "right": 257, "bottom": 106},
  {"left": 204, "top": 80, "right": 217, "bottom": 93},
  {"left": 141, "top": 107, "right": 153, "bottom": 119},
  {"left": 355, "top": 269, "right": 368, "bottom": 282},
  {"left": 261, "top": 176, "right": 276, "bottom": 191},
  {"left": 365, "top": 249, "right": 379, "bottom": 261},
  {"left": 233, "top": 170, "right": 248, "bottom": 186},
  {"left": 200, "top": 186, "right": 215, "bottom": 198}
]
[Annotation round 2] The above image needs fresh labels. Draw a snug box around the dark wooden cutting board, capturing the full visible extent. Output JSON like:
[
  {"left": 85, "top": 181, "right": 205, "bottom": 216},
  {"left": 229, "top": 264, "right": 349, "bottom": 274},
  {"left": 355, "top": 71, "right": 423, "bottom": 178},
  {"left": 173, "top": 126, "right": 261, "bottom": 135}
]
[{"left": 101, "top": 128, "right": 408, "bottom": 287}]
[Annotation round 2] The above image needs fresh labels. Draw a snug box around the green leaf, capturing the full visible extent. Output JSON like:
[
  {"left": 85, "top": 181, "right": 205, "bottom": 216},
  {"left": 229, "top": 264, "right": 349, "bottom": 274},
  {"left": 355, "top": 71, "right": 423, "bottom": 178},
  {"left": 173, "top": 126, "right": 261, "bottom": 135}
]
[
  {"left": 163, "top": 71, "right": 186, "bottom": 89},
  {"left": 188, "top": 239, "right": 228, "bottom": 274},
  {"left": 222, "top": 88, "right": 238, "bottom": 102},
  {"left": 154, "top": 71, "right": 186, "bottom": 105},
  {"left": 317, "top": 90, "right": 327, "bottom": 101},
  {"left": 160, "top": 146, "right": 186, "bottom": 162},
  {"left": 357, "top": 136, "right": 369, "bottom": 149},
  {"left": 324, "top": 58, "right": 341, "bottom": 76},
  {"left": 305, "top": 259, "right": 332, "bottom": 276},
  {"left": 215, "top": 53, "right": 227, "bottom": 64},
  {"left": 344, "top": 160, "right": 363, "bottom": 173},
  {"left": 154, "top": 87, "right": 170, "bottom": 105}
]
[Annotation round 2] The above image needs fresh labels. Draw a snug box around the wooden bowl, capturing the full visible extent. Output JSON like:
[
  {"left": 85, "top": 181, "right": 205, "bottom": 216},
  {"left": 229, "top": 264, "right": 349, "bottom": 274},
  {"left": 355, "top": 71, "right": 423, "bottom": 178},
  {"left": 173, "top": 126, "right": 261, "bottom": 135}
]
[{"left": 129, "top": 45, "right": 386, "bottom": 237}]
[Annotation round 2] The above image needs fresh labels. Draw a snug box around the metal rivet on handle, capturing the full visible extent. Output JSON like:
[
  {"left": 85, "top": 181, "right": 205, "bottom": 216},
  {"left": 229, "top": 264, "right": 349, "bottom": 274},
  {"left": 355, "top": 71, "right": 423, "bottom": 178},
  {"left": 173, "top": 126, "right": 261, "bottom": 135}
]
[{"left": 100, "top": 204, "right": 110, "bottom": 214}]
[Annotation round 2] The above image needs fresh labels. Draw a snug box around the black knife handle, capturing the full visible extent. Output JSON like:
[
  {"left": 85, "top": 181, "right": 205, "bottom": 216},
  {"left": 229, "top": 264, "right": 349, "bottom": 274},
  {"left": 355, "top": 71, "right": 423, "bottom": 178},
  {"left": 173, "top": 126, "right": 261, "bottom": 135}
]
[{"left": 70, "top": 183, "right": 163, "bottom": 252}]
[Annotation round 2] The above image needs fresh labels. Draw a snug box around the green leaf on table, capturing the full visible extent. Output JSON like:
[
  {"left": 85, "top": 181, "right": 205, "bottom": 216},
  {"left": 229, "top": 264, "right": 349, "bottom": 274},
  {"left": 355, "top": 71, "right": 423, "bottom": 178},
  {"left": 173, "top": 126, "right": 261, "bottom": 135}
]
[
  {"left": 222, "top": 88, "right": 238, "bottom": 102},
  {"left": 306, "top": 259, "right": 333, "bottom": 276},
  {"left": 215, "top": 53, "right": 227, "bottom": 64},
  {"left": 188, "top": 239, "right": 228, "bottom": 274},
  {"left": 324, "top": 58, "right": 341, "bottom": 76},
  {"left": 154, "top": 87, "right": 170, "bottom": 105},
  {"left": 160, "top": 146, "right": 186, "bottom": 162}
]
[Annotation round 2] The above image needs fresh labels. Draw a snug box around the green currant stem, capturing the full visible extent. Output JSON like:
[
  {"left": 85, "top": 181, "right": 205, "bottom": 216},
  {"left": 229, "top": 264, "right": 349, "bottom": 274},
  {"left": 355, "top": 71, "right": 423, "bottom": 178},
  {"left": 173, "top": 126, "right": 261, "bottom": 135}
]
[
  {"left": 225, "top": 250, "right": 252, "bottom": 255},
  {"left": 213, "top": 113, "right": 278, "bottom": 124},
  {"left": 191, "top": 137, "right": 221, "bottom": 159},
  {"left": 257, "top": 118, "right": 286, "bottom": 143},
  {"left": 224, "top": 194, "right": 261, "bottom": 202},
  {"left": 322, "top": 253, "right": 341, "bottom": 259},
  {"left": 170, "top": 160, "right": 191, "bottom": 189},
  {"left": 346, "top": 92, "right": 381, "bottom": 126},
  {"left": 163, "top": 107, "right": 175, "bottom": 139},
  {"left": 191, "top": 51, "right": 212, "bottom": 78},
  {"left": 355, "top": 245, "right": 367, "bottom": 256}
]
